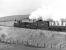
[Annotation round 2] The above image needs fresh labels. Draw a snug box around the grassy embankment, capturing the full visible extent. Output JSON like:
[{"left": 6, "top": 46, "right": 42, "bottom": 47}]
[{"left": 0, "top": 26, "right": 66, "bottom": 49}]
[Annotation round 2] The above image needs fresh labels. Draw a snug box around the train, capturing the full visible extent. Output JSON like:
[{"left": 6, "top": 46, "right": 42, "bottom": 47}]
[{"left": 14, "top": 19, "right": 66, "bottom": 32}]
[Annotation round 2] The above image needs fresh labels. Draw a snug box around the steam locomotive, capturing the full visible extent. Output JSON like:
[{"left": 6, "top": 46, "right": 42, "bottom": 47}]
[{"left": 14, "top": 19, "right": 66, "bottom": 32}]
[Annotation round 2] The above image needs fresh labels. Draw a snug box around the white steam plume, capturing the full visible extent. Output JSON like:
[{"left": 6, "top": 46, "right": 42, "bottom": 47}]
[{"left": 29, "top": 0, "right": 66, "bottom": 21}]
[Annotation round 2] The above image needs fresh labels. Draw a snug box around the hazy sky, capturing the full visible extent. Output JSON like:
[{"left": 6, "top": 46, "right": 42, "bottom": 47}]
[
  {"left": 0, "top": 0, "right": 46, "bottom": 17},
  {"left": 0, "top": 0, "right": 66, "bottom": 18}
]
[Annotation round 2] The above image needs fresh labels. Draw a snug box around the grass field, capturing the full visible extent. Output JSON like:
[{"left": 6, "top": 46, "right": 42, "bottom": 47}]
[{"left": 0, "top": 26, "right": 65, "bottom": 50}]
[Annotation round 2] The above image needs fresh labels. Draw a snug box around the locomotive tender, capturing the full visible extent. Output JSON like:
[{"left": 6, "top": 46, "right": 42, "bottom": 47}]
[{"left": 14, "top": 19, "right": 66, "bottom": 32}]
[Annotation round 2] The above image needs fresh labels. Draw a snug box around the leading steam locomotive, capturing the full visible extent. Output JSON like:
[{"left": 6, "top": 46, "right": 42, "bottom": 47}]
[{"left": 14, "top": 19, "right": 66, "bottom": 32}]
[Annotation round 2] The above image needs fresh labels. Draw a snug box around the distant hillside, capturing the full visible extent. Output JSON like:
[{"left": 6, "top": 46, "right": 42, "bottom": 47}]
[{"left": 0, "top": 15, "right": 29, "bottom": 22}]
